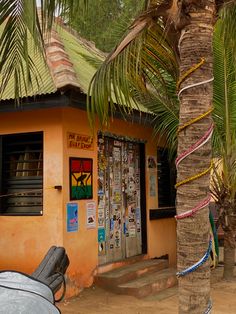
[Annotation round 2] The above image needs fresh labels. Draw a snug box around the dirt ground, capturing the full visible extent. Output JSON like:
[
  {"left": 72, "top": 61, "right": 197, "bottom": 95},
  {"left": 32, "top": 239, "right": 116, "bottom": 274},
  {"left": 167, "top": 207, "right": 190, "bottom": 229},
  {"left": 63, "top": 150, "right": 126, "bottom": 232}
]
[{"left": 57, "top": 266, "right": 236, "bottom": 314}]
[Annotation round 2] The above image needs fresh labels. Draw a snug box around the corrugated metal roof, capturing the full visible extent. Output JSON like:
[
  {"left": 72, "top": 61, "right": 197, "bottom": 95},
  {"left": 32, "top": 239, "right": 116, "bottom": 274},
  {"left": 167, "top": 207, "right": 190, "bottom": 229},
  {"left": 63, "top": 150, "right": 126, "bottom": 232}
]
[
  {"left": 0, "top": 23, "right": 149, "bottom": 114},
  {"left": 0, "top": 23, "right": 101, "bottom": 101},
  {"left": 58, "top": 27, "right": 149, "bottom": 113},
  {"left": 0, "top": 26, "right": 57, "bottom": 101},
  {"left": 58, "top": 27, "right": 104, "bottom": 94}
]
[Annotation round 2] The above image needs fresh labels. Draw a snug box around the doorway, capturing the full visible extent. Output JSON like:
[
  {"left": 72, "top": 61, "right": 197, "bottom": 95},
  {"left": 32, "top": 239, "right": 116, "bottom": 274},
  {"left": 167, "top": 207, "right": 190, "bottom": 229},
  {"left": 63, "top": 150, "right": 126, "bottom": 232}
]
[{"left": 97, "top": 134, "right": 146, "bottom": 265}]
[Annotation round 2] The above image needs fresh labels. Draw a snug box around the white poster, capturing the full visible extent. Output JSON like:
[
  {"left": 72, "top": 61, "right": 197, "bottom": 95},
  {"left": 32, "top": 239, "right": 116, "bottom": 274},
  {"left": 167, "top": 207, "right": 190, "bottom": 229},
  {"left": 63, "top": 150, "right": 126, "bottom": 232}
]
[
  {"left": 86, "top": 201, "right": 96, "bottom": 229},
  {"left": 149, "top": 173, "right": 157, "bottom": 197}
]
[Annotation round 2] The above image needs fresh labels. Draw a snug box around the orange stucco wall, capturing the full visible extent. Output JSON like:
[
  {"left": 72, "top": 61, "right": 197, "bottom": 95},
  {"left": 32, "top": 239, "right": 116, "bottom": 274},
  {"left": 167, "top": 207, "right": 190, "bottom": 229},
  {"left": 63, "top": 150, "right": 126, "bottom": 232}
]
[
  {"left": 0, "top": 108, "right": 64, "bottom": 273},
  {"left": 0, "top": 106, "right": 176, "bottom": 298}
]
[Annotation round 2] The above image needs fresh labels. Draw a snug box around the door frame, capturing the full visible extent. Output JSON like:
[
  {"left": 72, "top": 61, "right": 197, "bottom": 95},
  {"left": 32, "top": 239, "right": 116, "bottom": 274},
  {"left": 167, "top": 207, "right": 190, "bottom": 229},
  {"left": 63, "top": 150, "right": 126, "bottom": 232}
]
[
  {"left": 97, "top": 133, "right": 147, "bottom": 263},
  {"left": 139, "top": 142, "right": 147, "bottom": 254}
]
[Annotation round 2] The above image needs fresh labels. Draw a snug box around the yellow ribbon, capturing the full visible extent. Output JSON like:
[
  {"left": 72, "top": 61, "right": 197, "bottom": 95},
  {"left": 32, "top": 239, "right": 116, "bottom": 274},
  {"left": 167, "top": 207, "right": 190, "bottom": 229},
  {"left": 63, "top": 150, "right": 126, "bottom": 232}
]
[
  {"left": 178, "top": 107, "right": 213, "bottom": 133},
  {"left": 175, "top": 161, "right": 213, "bottom": 188},
  {"left": 177, "top": 57, "right": 205, "bottom": 90}
]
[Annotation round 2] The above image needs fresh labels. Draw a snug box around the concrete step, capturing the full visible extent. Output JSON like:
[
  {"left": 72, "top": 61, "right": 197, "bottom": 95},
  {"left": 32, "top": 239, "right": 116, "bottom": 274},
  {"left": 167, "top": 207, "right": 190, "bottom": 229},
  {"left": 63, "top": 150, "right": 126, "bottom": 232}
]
[
  {"left": 95, "top": 258, "right": 169, "bottom": 289},
  {"left": 116, "top": 268, "right": 177, "bottom": 298}
]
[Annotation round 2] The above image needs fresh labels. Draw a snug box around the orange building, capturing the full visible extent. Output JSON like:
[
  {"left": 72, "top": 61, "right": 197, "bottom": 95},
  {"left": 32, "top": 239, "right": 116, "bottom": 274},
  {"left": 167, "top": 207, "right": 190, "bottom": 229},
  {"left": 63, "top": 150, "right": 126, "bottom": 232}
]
[{"left": 0, "top": 23, "right": 176, "bottom": 297}]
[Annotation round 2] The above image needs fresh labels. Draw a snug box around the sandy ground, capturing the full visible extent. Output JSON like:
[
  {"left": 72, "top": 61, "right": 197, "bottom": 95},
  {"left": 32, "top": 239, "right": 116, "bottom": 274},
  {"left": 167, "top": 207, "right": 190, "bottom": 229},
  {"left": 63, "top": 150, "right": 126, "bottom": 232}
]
[{"left": 57, "top": 266, "right": 236, "bottom": 314}]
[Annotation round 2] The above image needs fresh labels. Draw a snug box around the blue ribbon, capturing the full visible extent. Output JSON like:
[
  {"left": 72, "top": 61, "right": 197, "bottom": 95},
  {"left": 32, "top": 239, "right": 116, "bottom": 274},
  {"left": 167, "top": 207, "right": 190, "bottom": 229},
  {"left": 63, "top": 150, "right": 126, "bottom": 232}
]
[{"left": 176, "top": 237, "right": 212, "bottom": 277}]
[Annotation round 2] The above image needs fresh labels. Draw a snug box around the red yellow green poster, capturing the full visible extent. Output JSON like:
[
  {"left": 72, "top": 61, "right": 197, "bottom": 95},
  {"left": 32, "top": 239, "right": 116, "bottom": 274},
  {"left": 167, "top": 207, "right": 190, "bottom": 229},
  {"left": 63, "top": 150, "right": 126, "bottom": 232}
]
[{"left": 69, "top": 157, "right": 93, "bottom": 200}]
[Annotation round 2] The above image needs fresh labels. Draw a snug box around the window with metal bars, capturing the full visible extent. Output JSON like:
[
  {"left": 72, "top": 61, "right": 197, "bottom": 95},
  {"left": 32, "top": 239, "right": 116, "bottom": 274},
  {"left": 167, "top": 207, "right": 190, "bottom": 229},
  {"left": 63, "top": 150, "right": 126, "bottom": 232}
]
[
  {"left": 157, "top": 147, "right": 176, "bottom": 208},
  {"left": 0, "top": 132, "right": 43, "bottom": 215}
]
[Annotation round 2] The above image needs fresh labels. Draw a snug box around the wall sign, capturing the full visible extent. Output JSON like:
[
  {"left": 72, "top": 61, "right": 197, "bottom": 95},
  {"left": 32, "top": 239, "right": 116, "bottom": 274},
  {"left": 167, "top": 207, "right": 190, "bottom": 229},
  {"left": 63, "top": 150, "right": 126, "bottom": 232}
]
[
  {"left": 67, "top": 132, "right": 94, "bottom": 150},
  {"left": 69, "top": 157, "right": 93, "bottom": 200}
]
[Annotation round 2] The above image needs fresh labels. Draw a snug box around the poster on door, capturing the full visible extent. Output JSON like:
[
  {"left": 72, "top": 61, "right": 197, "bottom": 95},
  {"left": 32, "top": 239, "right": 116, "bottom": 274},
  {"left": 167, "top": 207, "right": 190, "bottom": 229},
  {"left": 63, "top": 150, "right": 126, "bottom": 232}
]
[
  {"left": 98, "top": 202, "right": 105, "bottom": 228},
  {"left": 128, "top": 203, "right": 136, "bottom": 238}
]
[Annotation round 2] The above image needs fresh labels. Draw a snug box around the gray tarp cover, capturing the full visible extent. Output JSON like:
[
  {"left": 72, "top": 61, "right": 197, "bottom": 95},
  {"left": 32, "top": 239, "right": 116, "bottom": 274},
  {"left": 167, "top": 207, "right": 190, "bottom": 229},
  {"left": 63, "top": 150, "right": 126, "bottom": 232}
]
[{"left": 0, "top": 271, "right": 60, "bottom": 313}]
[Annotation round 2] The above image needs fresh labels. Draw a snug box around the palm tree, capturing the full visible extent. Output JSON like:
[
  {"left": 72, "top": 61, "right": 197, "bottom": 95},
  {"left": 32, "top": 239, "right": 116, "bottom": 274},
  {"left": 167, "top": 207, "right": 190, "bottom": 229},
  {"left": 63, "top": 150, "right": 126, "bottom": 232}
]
[
  {"left": 87, "top": 1, "right": 236, "bottom": 313},
  {"left": 1, "top": 0, "right": 236, "bottom": 313},
  {"left": 145, "top": 6, "right": 236, "bottom": 282}
]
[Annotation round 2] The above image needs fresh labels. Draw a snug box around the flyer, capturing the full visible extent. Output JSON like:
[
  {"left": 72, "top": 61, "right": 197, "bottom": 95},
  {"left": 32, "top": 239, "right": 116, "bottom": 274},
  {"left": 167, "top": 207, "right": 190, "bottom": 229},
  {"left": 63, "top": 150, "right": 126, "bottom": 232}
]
[
  {"left": 86, "top": 201, "right": 96, "bottom": 229},
  {"left": 67, "top": 203, "right": 78, "bottom": 232}
]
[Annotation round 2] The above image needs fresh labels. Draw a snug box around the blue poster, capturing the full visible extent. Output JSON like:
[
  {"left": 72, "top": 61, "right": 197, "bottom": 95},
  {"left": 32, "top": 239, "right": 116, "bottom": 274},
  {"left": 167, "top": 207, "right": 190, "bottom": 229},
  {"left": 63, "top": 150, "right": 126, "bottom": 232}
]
[
  {"left": 67, "top": 203, "right": 78, "bottom": 232},
  {"left": 98, "top": 228, "right": 105, "bottom": 242}
]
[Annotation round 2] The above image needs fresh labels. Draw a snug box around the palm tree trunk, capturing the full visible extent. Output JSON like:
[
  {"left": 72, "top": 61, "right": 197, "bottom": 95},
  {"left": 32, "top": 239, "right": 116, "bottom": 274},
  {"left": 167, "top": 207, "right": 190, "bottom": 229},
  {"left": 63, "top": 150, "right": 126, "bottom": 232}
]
[
  {"left": 176, "top": 1, "right": 216, "bottom": 313},
  {"left": 223, "top": 228, "right": 235, "bottom": 280},
  {"left": 222, "top": 214, "right": 236, "bottom": 280}
]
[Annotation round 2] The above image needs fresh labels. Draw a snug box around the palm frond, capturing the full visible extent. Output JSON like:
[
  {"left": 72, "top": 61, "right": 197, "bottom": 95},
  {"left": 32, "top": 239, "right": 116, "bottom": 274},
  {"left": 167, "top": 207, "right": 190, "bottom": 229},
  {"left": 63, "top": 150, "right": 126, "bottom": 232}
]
[
  {"left": 211, "top": 140, "right": 236, "bottom": 213},
  {"left": 0, "top": 0, "right": 42, "bottom": 102},
  {"left": 211, "top": 13, "right": 236, "bottom": 213},
  {"left": 218, "top": 3, "right": 236, "bottom": 62},
  {"left": 75, "top": 52, "right": 104, "bottom": 69},
  {"left": 0, "top": 0, "right": 88, "bottom": 101},
  {"left": 212, "top": 18, "right": 236, "bottom": 154},
  {"left": 146, "top": 95, "right": 179, "bottom": 154},
  {"left": 87, "top": 1, "right": 179, "bottom": 129},
  {"left": 88, "top": 27, "right": 146, "bottom": 128},
  {"left": 99, "top": 2, "right": 145, "bottom": 53}
]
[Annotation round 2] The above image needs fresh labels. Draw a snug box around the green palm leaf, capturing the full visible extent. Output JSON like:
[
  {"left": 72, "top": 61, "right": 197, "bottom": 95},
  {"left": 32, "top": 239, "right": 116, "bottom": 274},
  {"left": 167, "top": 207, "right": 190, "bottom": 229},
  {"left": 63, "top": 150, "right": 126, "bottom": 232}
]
[
  {"left": 0, "top": 0, "right": 42, "bottom": 101},
  {"left": 213, "top": 18, "right": 236, "bottom": 155},
  {"left": 87, "top": 2, "right": 179, "bottom": 130},
  {"left": 218, "top": 3, "right": 236, "bottom": 60},
  {"left": 0, "top": 0, "right": 88, "bottom": 101},
  {"left": 211, "top": 14, "right": 236, "bottom": 213}
]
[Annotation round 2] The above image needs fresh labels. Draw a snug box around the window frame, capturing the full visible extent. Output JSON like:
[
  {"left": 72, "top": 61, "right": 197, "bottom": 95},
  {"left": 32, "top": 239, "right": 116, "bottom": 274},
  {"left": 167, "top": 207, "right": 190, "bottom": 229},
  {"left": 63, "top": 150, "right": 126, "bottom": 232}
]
[
  {"left": 0, "top": 131, "right": 44, "bottom": 216},
  {"left": 157, "top": 147, "right": 176, "bottom": 209}
]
